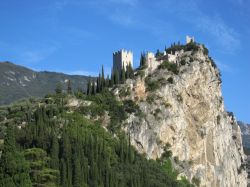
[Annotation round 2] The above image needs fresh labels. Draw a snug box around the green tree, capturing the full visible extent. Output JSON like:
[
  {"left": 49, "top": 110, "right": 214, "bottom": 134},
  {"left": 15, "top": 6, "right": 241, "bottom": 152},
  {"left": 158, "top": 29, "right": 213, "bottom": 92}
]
[
  {"left": 67, "top": 80, "right": 72, "bottom": 94},
  {"left": 0, "top": 125, "right": 32, "bottom": 187},
  {"left": 87, "top": 79, "right": 91, "bottom": 95},
  {"left": 114, "top": 70, "right": 119, "bottom": 85},
  {"left": 50, "top": 135, "right": 59, "bottom": 170},
  {"left": 101, "top": 65, "right": 105, "bottom": 89},
  {"left": 121, "top": 67, "right": 126, "bottom": 84},
  {"left": 55, "top": 83, "right": 62, "bottom": 94},
  {"left": 140, "top": 52, "right": 146, "bottom": 68},
  {"left": 91, "top": 80, "right": 96, "bottom": 95},
  {"left": 110, "top": 73, "right": 114, "bottom": 87}
]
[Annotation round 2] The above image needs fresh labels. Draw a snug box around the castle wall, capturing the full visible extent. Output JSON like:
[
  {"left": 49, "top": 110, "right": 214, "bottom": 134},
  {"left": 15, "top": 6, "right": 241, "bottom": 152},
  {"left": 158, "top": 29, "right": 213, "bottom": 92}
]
[
  {"left": 145, "top": 52, "right": 158, "bottom": 73},
  {"left": 113, "top": 50, "right": 133, "bottom": 73}
]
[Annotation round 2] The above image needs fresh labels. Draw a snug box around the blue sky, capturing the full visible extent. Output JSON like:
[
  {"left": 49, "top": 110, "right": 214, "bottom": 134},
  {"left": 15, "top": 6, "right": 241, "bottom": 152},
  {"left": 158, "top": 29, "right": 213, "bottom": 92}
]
[{"left": 0, "top": 0, "right": 249, "bottom": 123}]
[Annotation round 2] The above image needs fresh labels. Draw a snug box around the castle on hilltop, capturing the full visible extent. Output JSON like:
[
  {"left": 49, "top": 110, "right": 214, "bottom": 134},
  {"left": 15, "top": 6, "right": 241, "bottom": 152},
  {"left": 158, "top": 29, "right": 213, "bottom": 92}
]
[
  {"left": 113, "top": 49, "right": 133, "bottom": 74},
  {"left": 112, "top": 36, "right": 195, "bottom": 74}
]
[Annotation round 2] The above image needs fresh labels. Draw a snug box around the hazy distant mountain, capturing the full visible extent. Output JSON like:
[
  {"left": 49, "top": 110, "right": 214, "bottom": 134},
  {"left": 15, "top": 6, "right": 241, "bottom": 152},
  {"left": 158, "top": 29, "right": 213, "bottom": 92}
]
[
  {"left": 0, "top": 62, "right": 91, "bottom": 105},
  {"left": 238, "top": 121, "right": 250, "bottom": 149}
]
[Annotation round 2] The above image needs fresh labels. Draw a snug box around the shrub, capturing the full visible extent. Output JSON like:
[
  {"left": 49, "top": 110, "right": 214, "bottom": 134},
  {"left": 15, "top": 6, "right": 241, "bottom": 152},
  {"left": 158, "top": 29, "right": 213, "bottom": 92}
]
[
  {"left": 192, "top": 177, "right": 201, "bottom": 187},
  {"left": 202, "top": 44, "right": 209, "bottom": 55},
  {"left": 119, "top": 87, "right": 131, "bottom": 97},
  {"left": 177, "top": 94, "right": 183, "bottom": 102},
  {"left": 154, "top": 108, "right": 161, "bottom": 118},
  {"left": 146, "top": 95, "right": 155, "bottom": 104},
  {"left": 145, "top": 77, "right": 160, "bottom": 92},
  {"left": 137, "top": 69, "right": 145, "bottom": 78},
  {"left": 180, "top": 59, "right": 186, "bottom": 66},
  {"left": 167, "top": 77, "right": 174, "bottom": 84},
  {"left": 159, "top": 61, "right": 179, "bottom": 74},
  {"left": 123, "top": 100, "right": 140, "bottom": 114},
  {"left": 164, "top": 102, "right": 172, "bottom": 108}
]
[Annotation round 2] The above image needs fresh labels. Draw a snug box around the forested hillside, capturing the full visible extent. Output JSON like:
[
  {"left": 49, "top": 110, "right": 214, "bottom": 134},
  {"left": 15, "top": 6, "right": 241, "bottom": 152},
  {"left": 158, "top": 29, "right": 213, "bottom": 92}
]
[{"left": 0, "top": 88, "right": 194, "bottom": 187}]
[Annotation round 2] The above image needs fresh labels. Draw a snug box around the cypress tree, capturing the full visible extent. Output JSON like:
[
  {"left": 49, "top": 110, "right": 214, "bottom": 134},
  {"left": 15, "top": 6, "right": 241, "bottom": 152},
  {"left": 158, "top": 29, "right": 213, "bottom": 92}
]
[
  {"left": 55, "top": 83, "right": 62, "bottom": 94},
  {"left": 96, "top": 77, "right": 100, "bottom": 93},
  {"left": 50, "top": 135, "right": 59, "bottom": 170},
  {"left": 110, "top": 73, "right": 114, "bottom": 87},
  {"left": 101, "top": 65, "right": 105, "bottom": 89},
  {"left": 67, "top": 80, "right": 72, "bottom": 94},
  {"left": 114, "top": 70, "right": 119, "bottom": 85},
  {"left": 91, "top": 81, "right": 96, "bottom": 95},
  {"left": 106, "top": 75, "right": 110, "bottom": 88},
  {"left": 0, "top": 125, "right": 32, "bottom": 187},
  {"left": 60, "top": 159, "right": 67, "bottom": 187},
  {"left": 155, "top": 49, "right": 161, "bottom": 58},
  {"left": 73, "top": 156, "right": 81, "bottom": 187},
  {"left": 140, "top": 52, "right": 146, "bottom": 67},
  {"left": 87, "top": 79, "right": 91, "bottom": 95},
  {"left": 121, "top": 67, "right": 126, "bottom": 84},
  {"left": 98, "top": 73, "right": 102, "bottom": 92}
]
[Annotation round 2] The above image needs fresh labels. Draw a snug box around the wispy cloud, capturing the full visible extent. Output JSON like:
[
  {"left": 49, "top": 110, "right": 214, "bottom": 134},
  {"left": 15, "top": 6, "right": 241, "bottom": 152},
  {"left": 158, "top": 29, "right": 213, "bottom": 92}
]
[
  {"left": 20, "top": 46, "right": 58, "bottom": 64},
  {"left": 108, "top": 0, "right": 138, "bottom": 7},
  {"left": 197, "top": 16, "right": 240, "bottom": 53},
  {"left": 156, "top": 0, "right": 240, "bottom": 53},
  {"left": 110, "top": 11, "right": 136, "bottom": 27},
  {"left": 216, "top": 60, "right": 234, "bottom": 73},
  {"left": 65, "top": 27, "right": 97, "bottom": 41},
  {"left": 68, "top": 70, "right": 98, "bottom": 76},
  {"left": 68, "top": 66, "right": 111, "bottom": 77},
  {"left": 54, "top": 0, "right": 71, "bottom": 11},
  {"left": 0, "top": 40, "right": 60, "bottom": 65}
]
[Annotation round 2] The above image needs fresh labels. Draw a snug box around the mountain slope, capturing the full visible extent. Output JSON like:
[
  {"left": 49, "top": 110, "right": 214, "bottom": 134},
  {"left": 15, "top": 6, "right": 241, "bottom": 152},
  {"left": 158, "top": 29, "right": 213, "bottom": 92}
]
[
  {"left": 238, "top": 121, "right": 250, "bottom": 149},
  {"left": 0, "top": 62, "right": 90, "bottom": 105}
]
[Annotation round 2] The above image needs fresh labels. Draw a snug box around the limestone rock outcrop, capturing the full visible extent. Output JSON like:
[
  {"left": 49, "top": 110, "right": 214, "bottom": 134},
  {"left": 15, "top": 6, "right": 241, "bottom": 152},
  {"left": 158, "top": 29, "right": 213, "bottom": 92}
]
[{"left": 115, "top": 46, "right": 247, "bottom": 187}]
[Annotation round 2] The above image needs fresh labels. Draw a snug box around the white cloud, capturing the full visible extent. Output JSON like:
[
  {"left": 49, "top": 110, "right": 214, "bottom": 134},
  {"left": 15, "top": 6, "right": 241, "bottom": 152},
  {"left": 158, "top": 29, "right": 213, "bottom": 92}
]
[
  {"left": 216, "top": 60, "right": 233, "bottom": 73},
  {"left": 108, "top": 0, "right": 138, "bottom": 6},
  {"left": 197, "top": 16, "right": 240, "bottom": 53},
  {"left": 110, "top": 12, "right": 135, "bottom": 27},
  {"left": 20, "top": 45, "right": 59, "bottom": 64},
  {"left": 68, "top": 70, "right": 98, "bottom": 76},
  {"left": 68, "top": 66, "right": 111, "bottom": 77}
]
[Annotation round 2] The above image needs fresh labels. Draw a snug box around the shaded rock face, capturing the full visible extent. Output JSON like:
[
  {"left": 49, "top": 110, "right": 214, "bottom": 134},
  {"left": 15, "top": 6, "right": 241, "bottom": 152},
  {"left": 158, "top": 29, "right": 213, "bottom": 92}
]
[
  {"left": 238, "top": 121, "right": 250, "bottom": 149},
  {"left": 116, "top": 47, "right": 247, "bottom": 187}
]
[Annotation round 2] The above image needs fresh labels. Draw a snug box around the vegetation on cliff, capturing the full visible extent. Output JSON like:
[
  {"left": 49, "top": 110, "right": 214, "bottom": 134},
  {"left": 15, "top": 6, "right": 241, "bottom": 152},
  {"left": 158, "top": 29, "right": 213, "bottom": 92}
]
[{"left": 0, "top": 87, "right": 194, "bottom": 187}]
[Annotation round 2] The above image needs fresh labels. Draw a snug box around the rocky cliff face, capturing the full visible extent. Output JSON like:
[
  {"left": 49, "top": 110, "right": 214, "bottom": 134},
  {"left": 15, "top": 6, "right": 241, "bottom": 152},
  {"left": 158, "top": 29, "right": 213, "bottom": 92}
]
[{"left": 114, "top": 46, "right": 247, "bottom": 186}]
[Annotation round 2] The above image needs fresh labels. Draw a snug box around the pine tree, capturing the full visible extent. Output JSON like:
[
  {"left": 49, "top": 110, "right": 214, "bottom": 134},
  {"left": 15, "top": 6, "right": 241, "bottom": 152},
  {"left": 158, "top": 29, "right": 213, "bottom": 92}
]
[
  {"left": 67, "top": 80, "right": 72, "bottom": 94},
  {"left": 0, "top": 125, "right": 32, "bottom": 187}
]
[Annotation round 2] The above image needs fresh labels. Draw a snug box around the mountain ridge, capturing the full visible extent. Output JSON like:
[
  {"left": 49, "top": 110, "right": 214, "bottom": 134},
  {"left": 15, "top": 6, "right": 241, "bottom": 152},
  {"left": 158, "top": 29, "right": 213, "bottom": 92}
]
[{"left": 0, "top": 61, "right": 91, "bottom": 105}]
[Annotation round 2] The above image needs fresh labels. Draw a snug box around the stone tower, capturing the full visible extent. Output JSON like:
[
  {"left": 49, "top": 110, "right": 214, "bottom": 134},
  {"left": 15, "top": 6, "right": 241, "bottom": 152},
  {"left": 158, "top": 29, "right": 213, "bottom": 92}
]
[
  {"left": 113, "top": 49, "right": 133, "bottom": 74},
  {"left": 186, "top": 35, "right": 195, "bottom": 44}
]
